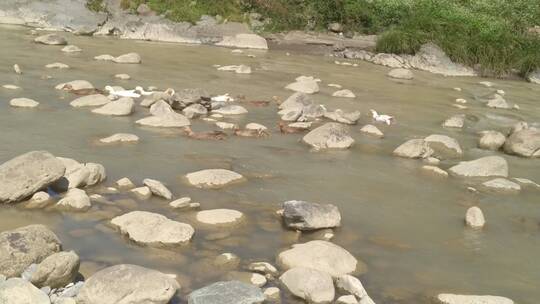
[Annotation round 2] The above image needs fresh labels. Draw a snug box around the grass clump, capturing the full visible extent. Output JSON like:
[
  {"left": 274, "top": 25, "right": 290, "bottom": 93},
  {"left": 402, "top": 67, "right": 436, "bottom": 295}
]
[{"left": 86, "top": 0, "right": 106, "bottom": 12}]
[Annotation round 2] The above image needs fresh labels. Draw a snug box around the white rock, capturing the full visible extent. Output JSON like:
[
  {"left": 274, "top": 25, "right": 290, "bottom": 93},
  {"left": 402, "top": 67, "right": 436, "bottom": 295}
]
[
  {"left": 212, "top": 105, "right": 248, "bottom": 115},
  {"left": 286, "top": 79, "right": 320, "bottom": 94},
  {"left": 196, "top": 209, "right": 244, "bottom": 226},
  {"left": 116, "top": 177, "right": 135, "bottom": 189},
  {"left": 422, "top": 166, "right": 448, "bottom": 177},
  {"left": 186, "top": 169, "right": 244, "bottom": 188},
  {"left": 449, "top": 156, "right": 508, "bottom": 178},
  {"left": 143, "top": 178, "right": 173, "bottom": 199},
  {"left": 360, "top": 124, "right": 384, "bottom": 138},
  {"left": 245, "top": 123, "right": 267, "bottom": 131},
  {"left": 337, "top": 295, "right": 359, "bottom": 304},
  {"left": 436, "top": 294, "right": 513, "bottom": 304},
  {"left": 279, "top": 267, "right": 335, "bottom": 304},
  {"left": 61, "top": 45, "right": 81, "bottom": 53},
  {"left": 45, "top": 62, "right": 69, "bottom": 69},
  {"left": 56, "top": 188, "right": 91, "bottom": 211},
  {"left": 115, "top": 74, "right": 131, "bottom": 80},
  {"left": 55, "top": 80, "right": 93, "bottom": 91},
  {"left": 332, "top": 89, "right": 356, "bottom": 98},
  {"left": 169, "top": 197, "right": 191, "bottom": 209},
  {"left": 335, "top": 274, "right": 368, "bottom": 299},
  {"left": 264, "top": 287, "right": 280, "bottom": 301},
  {"left": 443, "top": 114, "right": 465, "bottom": 128},
  {"left": 99, "top": 133, "right": 139, "bottom": 144},
  {"left": 136, "top": 112, "right": 190, "bottom": 128},
  {"left": 217, "top": 65, "right": 252, "bottom": 74},
  {"left": 250, "top": 273, "right": 267, "bottom": 287},
  {"left": 465, "top": 206, "right": 485, "bottom": 228},
  {"left": 130, "top": 186, "right": 152, "bottom": 199},
  {"left": 482, "top": 178, "right": 521, "bottom": 193},
  {"left": 10, "top": 98, "right": 39, "bottom": 108},
  {"left": 216, "top": 33, "right": 268, "bottom": 50},
  {"left": 2, "top": 84, "right": 20, "bottom": 90},
  {"left": 216, "top": 122, "right": 238, "bottom": 130},
  {"left": 94, "top": 54, "right": 115, "bottom": 61},
  {"left": 111, "top": 211, "right": 194, "bottom": 246},
  {"left": 388, "top": 68, "right": 414, "bottom": 80},
  {"left": 113, "top": 53, "right": 142, "bottom": 64}
]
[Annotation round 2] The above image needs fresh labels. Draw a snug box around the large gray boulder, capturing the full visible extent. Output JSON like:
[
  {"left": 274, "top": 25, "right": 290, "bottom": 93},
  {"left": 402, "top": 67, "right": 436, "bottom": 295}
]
[
  {"left": 0, "top": 0, "right": 107, "bottom": 34},
  {"left": 30, "top": 251, "right": 80, "bottom": 288},
  {"left": 0, "top": 151, "right": 65, "bottom": 203},
  {"left": 111, "top": 211, "right": 194, "bottom": 247},
  {"left": 0, "top": 278, "right": 50, "bottom": 304},
  {"left": 188, "top": 281, "right": 265, "bottom": 304},
  {"left": 0, "top": 225, "right": 62, "bottom": 277},
  {"left": 407, "top": 43, "right": 477, "bottom": 76},
  {"left": 76, "top": 264, "right": 180, "bottom": 304},
  {"left": 92, "top": 97, "right": 134, "bottom": 116},
  {"left": 449, "top": 156, "right": 508, "bottom": 178},
  {"left": 393, "top": 139, "right": 433, "bottom": 159},
  {"left": 279, "top": 267, "right": 335, "bottom": 304},
  {"left": 302, "top": 123, "right": 354, "bottom": 150},
  {"left": 503, "top": 129, "right": 540, "bottom": 158},
  {"left": 424, "top": 134, "right": 463, "bottom": 159},
  {"left": 277, "top": 241, "right": 358, "bottom": 277},
  {"left": 436, "top": 294, "right": 513, "bottom": 304},
  {"left": 282, "top": 200, "right": 341, "bottom": 231}
]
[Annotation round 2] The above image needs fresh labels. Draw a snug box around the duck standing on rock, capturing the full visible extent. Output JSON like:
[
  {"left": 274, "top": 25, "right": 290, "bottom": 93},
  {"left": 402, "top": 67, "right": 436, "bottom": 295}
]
[
  {"left": 135, "top": 86, "right": 155, "bottom": 96},
  {"left": 105, "top": 86, "right": 141, "bottom": 98},
  {"left": 370, "top": 109, "right": 395, "bottom": 125}
]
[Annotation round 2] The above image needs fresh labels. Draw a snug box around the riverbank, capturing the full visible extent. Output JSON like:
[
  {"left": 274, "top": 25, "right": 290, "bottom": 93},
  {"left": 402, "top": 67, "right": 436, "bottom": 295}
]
[{"left": 1, "top": 0, "right": 539, "bottom": 83}]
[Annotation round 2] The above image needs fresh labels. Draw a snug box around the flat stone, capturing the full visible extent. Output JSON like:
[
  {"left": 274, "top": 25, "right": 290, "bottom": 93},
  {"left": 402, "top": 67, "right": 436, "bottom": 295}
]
[
  {"left": 55, "top": 80, "right": 93, "bottom": 91},
  {"left": 279, "top": 267, "right": 335, "bottom": 304},
  {"left": 188, "top": 280, "right": 265, "bottom": 304},
  {"left": 422, "top": 166, "right": 448, "bottom": 178},
  {"left": 388, "top": 68, "right": 414, "bottom": 80},
  {"left": 286, "top": 79, "right": 320, "bottom": 94},
  {"left": 61, "top": 45, "right": 81, "bottom": 53},
  {"left": 277, "top": 240, "right": 359, "bottom": 277},
  {"left": 45, "top": 62, "right": 69, "bottom": 69},
  {"left": 337, "top": 295, "right": 359, "bottom": 304},
  {"left": 245, "top": 123, "right": 267, "bottom": 131},
  {"left": 449, "top": 156, "right": 508, "bottom": 178},
  {"left": 113, "top": 53, "right": 142, "bottom": 64},
  {"left": 216, "top": 33, "right": 268, "bottom": 50},
  {"left": 436, "top": 294, "right": 514, "bottom": 304},
  {"left": 302, "top": 123, "right": 354, "bottom": 150},
  {"left": 94, "top": 54, "right": 115, "bottom": 61},
  {"left": 0, "top": 151, "right": 65, "bottom": 203},
  {"left": 424, "top": 134, "right": 463, "bottom": 159},
  {"left": 34, "top": 34, "right": 67, "bottom": 45},
  {"left": 212, "top": 105, "right": 248, "bottom": 115},
  {"left": 282, "top": 200, "right": 341, "bottom": 230},
  {"left": 217, "top": 65, "right": 252, "bottom": 74},
  {"left": 111, "top": 211, "right": 194, "bottom": 246},
  {"left": 324, "top": 110, "right": 361, "bottom": 125},
  {"left": 76, "top": 264, "right": 180, "bottom": 304},
  {"left": 114, "top": 73, "right": 131, "bottom": 80},
  {"left": 92, "top": 97, "right": 134, "bottom": 116},
  {"left": 196, "top": 209, "right": 244, "bottom": 226},
  {"left": 360, "top": 124, "right": 384, "bottom": 138},
  {"left": 186, "top": 169, "right": 244, "bottom": 188},
  {"left": 0, "top": 225, "right": 62, "bottom": 277},
  {"left": 332, "top": 89, "right": 355, "bottom": 98},
  {"left": 482, "top": 178, "right": 521, "bottom": 193},
  {"left": 70, "top": 94, "right": 110, "bottom": 107},
  {"left": 130, "top": 186, "right": 152, "bottom": 199},
  {"left": 99, "top": 133, "right": 139, "bottom": 144},
  {"left": 169, "top": 197, "right": 191, "bottom": 209},
  {"left": 10, "top": 98, "right": 39, "bottom": 108},
  {"left": 143, "top": 178, "right": 173, "bottom": 199},
  {"left": 136, "top": 112, "right": 191, "bottom": 128}
]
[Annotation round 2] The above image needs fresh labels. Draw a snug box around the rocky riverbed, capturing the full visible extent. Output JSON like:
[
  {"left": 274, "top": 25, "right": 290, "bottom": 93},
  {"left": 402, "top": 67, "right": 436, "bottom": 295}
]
[{"left": 0, "top": 21, "right": 539, "bottom": 304}]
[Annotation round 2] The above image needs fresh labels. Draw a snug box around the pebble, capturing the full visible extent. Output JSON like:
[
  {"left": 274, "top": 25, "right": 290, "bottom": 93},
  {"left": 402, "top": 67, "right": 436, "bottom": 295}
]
[{"left": 115, "top": 74, "right": 131, "bottom": 80}]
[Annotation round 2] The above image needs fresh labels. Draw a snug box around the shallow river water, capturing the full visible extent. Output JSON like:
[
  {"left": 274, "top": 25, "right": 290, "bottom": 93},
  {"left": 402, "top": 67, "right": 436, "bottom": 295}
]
[{"left": 1, "top": 24, "right": 539, "bottom": 303}]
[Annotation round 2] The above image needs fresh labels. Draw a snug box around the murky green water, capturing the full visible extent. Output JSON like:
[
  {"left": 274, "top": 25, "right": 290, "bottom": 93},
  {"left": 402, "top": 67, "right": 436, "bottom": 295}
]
[{"left": 1, "top": 24, "right": 539, "bottom": 303}]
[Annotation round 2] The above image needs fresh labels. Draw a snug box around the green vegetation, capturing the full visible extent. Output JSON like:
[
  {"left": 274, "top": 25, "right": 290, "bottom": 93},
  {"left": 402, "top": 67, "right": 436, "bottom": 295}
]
[
  {"left": 97, "top": 0, "right": 540, "bottom": 76},
  {"left": 86, "top": 0, "right": 105, "bottom": 12}
]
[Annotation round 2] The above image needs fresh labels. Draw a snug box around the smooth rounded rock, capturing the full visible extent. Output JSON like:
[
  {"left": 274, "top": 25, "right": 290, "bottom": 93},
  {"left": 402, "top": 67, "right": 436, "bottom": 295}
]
[
  {"left": 10, "top": 98, "right": 39, "bottom": 108},
  {"left": 449, "top": 156, "right": 508, "bottom": 178},
  {"left": 393, "top": 139, "right": 433, "bottom": 159},
  {"left": 388, "top": 68, "right": 414, "bottom": 80},
  {"left": 70, "top": 94, "right": 110, "bottom": 107},
  {"left": 111, "top": 211, "right": 194, "bottom": 247},
  {"left": 113, "top": 53, "right": 142, "bottom": 64},
  {"left": 143, "top": 178, "right": 173, "bottom": 199},
  {"left": 279, "top": 267, "right": 335, "bottom": 304},
  {"left": 302, "top": 123, "right": 354, "bottom": 150},
  {"left": 56, "top": 188, "right": 91, "bottom": 212},
  {"left": 188, "top": 280, "right": 265, "bottom": 304},
  {"left": 196, "top": 209, "right": 244, "bottom": 226},
  {"left": 479, "top": 131, "right": 506, "bottom": 151},
  {"left": 186, "top": 169, "right": 244, "bottom": 188},
  {"left": 0, "top": 278, "right": 50, "bottom": 304},
  {"left": 465, "top": 207, "right": 485, "bottom": 229},
  {"left": 92, "top": 97, "right": 134, "bottom": 116},
  {"left": 99, "top": 133, "right": 139, "bottom": 144},
  {"left": 30, "top": 251, "right": 80, "bottom": 288},
  {"left": 281, "top": 200, "right": 341, "bottom": 231}
]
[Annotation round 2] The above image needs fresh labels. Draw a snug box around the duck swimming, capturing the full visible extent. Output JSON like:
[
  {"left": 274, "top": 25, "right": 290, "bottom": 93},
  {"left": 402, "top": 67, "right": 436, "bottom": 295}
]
[
  {"left": 105, "top": 86, "right": 141, "bottom": 98},
  {"left": 370, "top": 109, "right": 395, "bottom": 125},
  {"left": 135, "top": 86, "right": 155, "bottom": 96}
]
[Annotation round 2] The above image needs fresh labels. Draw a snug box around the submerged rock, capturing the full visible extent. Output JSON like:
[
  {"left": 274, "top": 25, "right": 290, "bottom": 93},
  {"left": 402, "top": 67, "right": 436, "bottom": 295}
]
[
  {"left": 449, "top": 156, "right": 508, "bottom": 178},
  {"left": 442, "top": 114, "right": 465, "bottom": 129},
  {"left": 360, "top": 124, "right": 384, "bottom": 138},
  {"left": 0, "top": 278, "right": 50, "bottom": 304},
  {"left": 503, "top": 129, "right": 540, "bottom": 158},
  {"left": 302, "top": 123, "right": 354, "bottom": 150},
  {"left": 281, "top": 200, "right": 341, "bottom": 231},
  {"left": 77, "top": 264, "right": 180, "bottom": 304},
  {"left": 286, "top": 77, "right": 320, "bottom": 94},
  {"left": 186, "top": 169, "right": 244, "bottom": 188},
  {"left": 61, "top": 45, "right": 81, "bottom": 53},
  {"left": 280, "top": 267, "right": 335, "bottom": 304},
  {"left": 332, "top": 89, "right": 356, "bottom": 98},
  {"left": 277, "top": 240, "right": 358, "bottom": 277},
  {"left": 0, "top": 225, "right": 62, "bottom": 277},
  {"left": 486, "top": 94, "right": 511, "bottom": 109},
  {"left": 136, "top": 112, "right": 191, "bottom": 128},
  {"left": 424, "top": 134, "right": 463, "bottom": 159},
  {"left": 30, "top": 251, "right": 79, "bottom": 288},
  {"left": 0, "top": 151, "right": 65, "bottom": 203},
  {"left": 10, "top": 97, "right": 39, "bottom": 108},
  {"left": 393, "top": 139, "right": 433, "bottom": 159},
  {"left": 188, "top": 280, "right": 265, "bottom": 304},
  {"left": 111, "top": 211, "right": 194, "bottom": 246},
  {"left": 99, "top": 133, "right": 139, "bottom": 144},
  {"left": 55, "top": 80, "right": 93, "bottom": 91},
  {"left": 387, "top": 68, "right": 413, "bottom": 80},
  {"left": 324, "top": 110, "right": 361, "bottom": 125},
  {"left": 435, "top": 294, "right": 514, "bottom": 304},
  {"left": 196, "top": 209, "right": 244, "bottom": 226},
  {"left": 482, "top": 178, "right": 521, "bottom": 193},
  {"left": 56, "top": 188, "right": 91, "bottom": 211},
  {"left": 34, "top": 34, "right": 67, "bottom": 45}
]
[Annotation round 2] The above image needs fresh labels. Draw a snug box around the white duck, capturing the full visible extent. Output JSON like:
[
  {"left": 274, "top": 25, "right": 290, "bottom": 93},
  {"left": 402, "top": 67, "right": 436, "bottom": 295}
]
[
  {"left": 135, "top": 86, "right": 154, "bottom": 96},
  {"left": 211, "top": 93, "right": 234, "bottom": 102},
  {"left": 370, "top": 109, "right": 395, "bottom": 125},
  {"left": 105, "top": 86, "right": 141, "bottom": 98}
]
